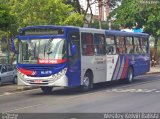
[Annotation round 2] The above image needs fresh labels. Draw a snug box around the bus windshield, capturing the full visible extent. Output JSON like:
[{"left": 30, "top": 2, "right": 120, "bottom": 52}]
[{"left": 18, "top": 38, "right": 66, "bottom": 64}]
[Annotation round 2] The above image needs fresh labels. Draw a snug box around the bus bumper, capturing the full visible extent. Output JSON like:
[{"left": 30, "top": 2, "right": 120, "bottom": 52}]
[{"left": 17, "top": 73, "right": 68, "bottom": 87}]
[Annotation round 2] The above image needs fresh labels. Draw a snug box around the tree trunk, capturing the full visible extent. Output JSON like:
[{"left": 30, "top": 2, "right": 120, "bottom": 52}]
[{"left": 154, "top": 36, "right": 158, "bottom": 65}]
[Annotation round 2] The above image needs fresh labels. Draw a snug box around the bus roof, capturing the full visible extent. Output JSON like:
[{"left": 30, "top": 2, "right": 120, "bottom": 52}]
[
  {"left": 105, "top": 30, "right": 149, "bottom": 38},
  {"left": 19, "top": 25, "right": 149, "bottom": 38},
  {"left": 19, "top": 25, "right": 80, "bottom": 31}
]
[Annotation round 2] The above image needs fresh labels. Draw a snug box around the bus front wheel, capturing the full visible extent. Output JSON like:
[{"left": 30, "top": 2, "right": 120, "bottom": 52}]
[
  {"left": 40, "top": 86, "right": 53, "bottom": 94},
  {"left": 81, "top": 72, "right": 93, "bottom": 91}
]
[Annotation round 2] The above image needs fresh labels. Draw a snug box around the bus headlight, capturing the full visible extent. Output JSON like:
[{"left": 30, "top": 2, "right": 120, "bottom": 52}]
[{"left": 52, "top": 68, "right": 67, "bottom": 80}]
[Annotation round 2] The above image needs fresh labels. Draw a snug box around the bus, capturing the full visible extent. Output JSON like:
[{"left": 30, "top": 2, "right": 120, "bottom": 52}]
[{"left": 12, "top": 25, "right": 150, "bottom": 93}]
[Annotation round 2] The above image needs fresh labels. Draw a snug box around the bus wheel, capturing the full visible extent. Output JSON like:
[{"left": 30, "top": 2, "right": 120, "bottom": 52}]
[
  {"left": 40, "top": 86, "right": 53, "bottom": 94},
  {"left": 126, "top": 67, "right": 133, "bottom": 83},
  {"left": 81, "top": 72, "right": 93, "bottom": 91}
]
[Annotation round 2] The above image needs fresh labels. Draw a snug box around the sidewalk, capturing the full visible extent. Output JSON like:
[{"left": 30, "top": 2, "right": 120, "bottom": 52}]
[
  {"left": 0, "top": 85, "right": 38, "bottom": 95},
  {"left": 149, "top": 65, "right": 160, "bottom": 74}
]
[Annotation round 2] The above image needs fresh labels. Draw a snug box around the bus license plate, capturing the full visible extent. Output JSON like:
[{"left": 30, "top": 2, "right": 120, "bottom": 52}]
[{"left": 34, "top": 80, "right": 42, "bottom": 83}]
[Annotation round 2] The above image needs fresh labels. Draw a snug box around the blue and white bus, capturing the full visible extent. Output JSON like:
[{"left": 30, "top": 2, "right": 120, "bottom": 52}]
[{"left": 12, "top": 25, "right": 150, "bottom": 93}]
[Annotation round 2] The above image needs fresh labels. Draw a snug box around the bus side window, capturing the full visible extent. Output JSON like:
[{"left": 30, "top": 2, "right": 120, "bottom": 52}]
[
  {"left": 94, "top": 34, "right": 106, "bottom": 55},
  {"left": 116, "top": 36, "right": 125, "bottom": 54},
  {"left": 134, "top": 37, "right": 141, "bottom": 54},
  {"left": 81, "top": 33, "right": 94, "bottom": 56},
  {"left": 105, "top": 36, "right": 116, "bottom": 54},
  {"left": 126, "top": 37, "right": 134, "bottom": 54},
  {"left": 68, "top": 32, "right": 80, "bottom": 66},
  {"left": 140, "top": 37, "right": 148, "bottom": 54}
]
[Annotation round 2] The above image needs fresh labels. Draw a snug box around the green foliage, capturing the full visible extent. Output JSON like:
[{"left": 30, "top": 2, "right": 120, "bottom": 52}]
[
  {"left": 0, "top": 4, "right": 15, "bottom": 30},
  {"left": 109, "top": 0, "right": 160, "bottom": 37},
  {"left": 10, "top": 0, "right": 83, "bottom": 28},
  {"left": 0, "top": 0, "right": 83, "bottom": 55},
  {"left": 61, "top": 13, "right": 83, "bottom": 26},
  {"left": 108, "top": 0, "right": 122, "bottom": 10},
  {"left": 1, "top": 0, "right": 83, "bottom": 36},
  {"left": 66, "top": 0, "right": 81, "bottom": 13}
]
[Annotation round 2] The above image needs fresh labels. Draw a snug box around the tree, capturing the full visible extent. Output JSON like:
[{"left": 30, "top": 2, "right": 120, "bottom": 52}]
[
  {"left": 109, "top": 0, "right": 160, "bottom": 63},
  {"left": 107, "top": 0, "right": 122, "bottom": 10},
  {"left": 79, "top": 0, "right": 121, "bottom": 28},
  {"left": 0, "top": 4, "right": 15, "bottom": 30},
  {"left": 61, "top": 13, "right": 83, "bottom": 26},
  {"left": 66, "top": 0, "right": 81, "bottom": 13},
  {"left": 0, "top": 3, "right": 16, "bottom": 64},
  {"left": 109, "top": 0, "right": 160, "bottom": 37},
  {"left": 7, "top": 0, "right": 83, "bottom": 32}
]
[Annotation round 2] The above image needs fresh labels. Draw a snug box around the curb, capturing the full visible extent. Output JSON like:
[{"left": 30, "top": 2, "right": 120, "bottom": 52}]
[
  {"left": 147, "top": 71, "right": 160, "bottom": 74},
  {"left": 0, "top": 86, "right": 39, "bottom": 95}
]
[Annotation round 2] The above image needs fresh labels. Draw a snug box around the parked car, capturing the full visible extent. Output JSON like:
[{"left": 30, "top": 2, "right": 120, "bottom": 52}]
[{"left": 0, "top": 64, "right": 17, "bottom": 85}]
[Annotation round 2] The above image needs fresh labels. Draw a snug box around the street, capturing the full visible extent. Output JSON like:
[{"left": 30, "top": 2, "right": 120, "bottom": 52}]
[{"left": 0, "top": 73, "right": 160, "bottom": 115}]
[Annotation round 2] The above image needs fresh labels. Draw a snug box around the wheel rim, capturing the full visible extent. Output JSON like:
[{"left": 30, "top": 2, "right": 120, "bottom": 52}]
[
  {"left": 83, "top": 76, "right": 90, "bottom": 87},
  {"left": 128, "top": 69, "right": 133, "bottom": 82}
]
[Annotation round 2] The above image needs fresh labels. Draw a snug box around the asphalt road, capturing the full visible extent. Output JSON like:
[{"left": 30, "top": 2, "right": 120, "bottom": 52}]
[{"left": 0, "top": 73, "right": 160, "bottom": 119}]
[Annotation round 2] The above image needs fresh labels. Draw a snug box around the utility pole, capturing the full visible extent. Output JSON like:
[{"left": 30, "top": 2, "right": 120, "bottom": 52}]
[
  {"left": 108, "top": 19, "right": 111, "bottom": 30},
  {"left": 98, "top": 0, "right": 102, "bottom": 29}
]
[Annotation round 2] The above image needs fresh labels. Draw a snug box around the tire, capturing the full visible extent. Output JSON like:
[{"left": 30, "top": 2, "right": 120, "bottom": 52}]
[
  {"left": 0, "top": 78, "right": 2, "bottom": 86},
  {"left": 13, "top": 76, "right": 17, "bottom": 84},
  {"left": 40, "top": 86, "right": 53, "bottom": 94},
  {"left": 125, "top": 67, "right": 133, "bottom": 83},
  {"left": 81, "top": 72, "right": 93, "bottom": 92}
]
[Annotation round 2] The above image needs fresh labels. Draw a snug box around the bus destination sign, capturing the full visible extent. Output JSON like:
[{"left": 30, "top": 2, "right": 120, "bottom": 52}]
[{"left": 20, "top": 28, "right": 64, "bottom": 36}]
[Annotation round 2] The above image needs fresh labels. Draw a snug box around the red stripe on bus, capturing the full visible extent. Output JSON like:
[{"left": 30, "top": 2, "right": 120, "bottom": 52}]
[
  {"left": 18, "top": 68, "right": 33, "bottom": 75},
  {"left": 121, "top": 56, "right": 129, "bottom": 79}
]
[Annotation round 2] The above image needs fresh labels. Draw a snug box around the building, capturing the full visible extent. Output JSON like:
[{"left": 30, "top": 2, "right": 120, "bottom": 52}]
[{"left": 79, "top": 0, "right": 109, "bottom": 21}]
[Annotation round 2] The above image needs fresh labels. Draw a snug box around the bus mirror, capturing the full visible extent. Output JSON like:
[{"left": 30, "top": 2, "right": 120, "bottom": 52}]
[
  {"left": 71, "top": 44, "right": 76, "bottom": 56},
  {"left": 11, "top": 38, "right": 19, "bottom": 54}
]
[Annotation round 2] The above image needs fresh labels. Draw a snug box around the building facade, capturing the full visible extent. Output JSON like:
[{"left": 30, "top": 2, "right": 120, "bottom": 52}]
[{"left": 79, "top": 0, "right": 109, "bottom": 21}]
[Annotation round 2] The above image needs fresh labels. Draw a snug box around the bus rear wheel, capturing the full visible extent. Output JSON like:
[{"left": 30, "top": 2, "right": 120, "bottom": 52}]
[
  {"left": 40, "top": 86, "right": 53, "bottom": 94},
  {"left": 81, "top": 72, "right": 93, "bottom": 92},
  {"left": 126, "top": 67, "right": 133, "bottom": 83}
]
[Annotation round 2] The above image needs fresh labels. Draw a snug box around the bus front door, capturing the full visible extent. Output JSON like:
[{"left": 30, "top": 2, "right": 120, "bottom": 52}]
[{"left": 67, "top": 29, "right": 81, "bottom": 87}]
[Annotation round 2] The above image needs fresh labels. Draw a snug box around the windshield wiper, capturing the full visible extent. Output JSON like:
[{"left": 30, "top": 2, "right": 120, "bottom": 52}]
[
  {"left": 47, "top": 51, "right": 52, "bottom": 55},
  {"left": 46, "top": 39, "right": 53, "bottom": 56},
  {"left": 33, "top": 43, "right": 36, "bottom": 59},
  {"left": 43, "top": 44, "right": 46, "bottom": 58}
]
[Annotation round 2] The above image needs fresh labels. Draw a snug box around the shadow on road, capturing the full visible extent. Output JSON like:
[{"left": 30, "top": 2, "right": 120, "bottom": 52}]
[{"left": 29, "top": 75, "right": 159, "bottom": 96}]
